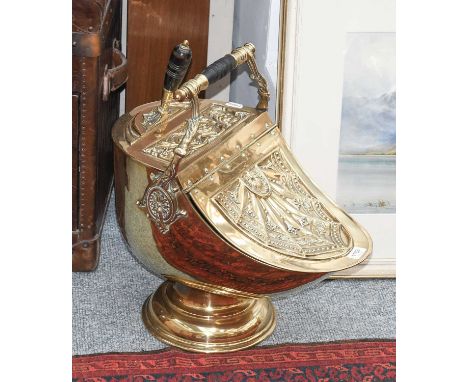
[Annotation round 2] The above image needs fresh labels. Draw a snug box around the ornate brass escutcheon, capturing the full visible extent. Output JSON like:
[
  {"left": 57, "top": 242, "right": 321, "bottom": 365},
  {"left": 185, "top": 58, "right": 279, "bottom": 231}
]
[{"left": 137, "top": 165, "right": 187, "bottom": 234}]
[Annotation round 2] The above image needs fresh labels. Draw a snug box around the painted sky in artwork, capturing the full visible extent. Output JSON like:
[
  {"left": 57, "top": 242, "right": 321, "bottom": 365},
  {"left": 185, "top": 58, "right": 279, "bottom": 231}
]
[{"left": 339, "top": 33, "right": 396, "bottom": 155}]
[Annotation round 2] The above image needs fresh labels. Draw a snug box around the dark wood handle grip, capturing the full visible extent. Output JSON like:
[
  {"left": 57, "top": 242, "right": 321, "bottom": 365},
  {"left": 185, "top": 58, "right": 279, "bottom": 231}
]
[
  {"left": 174, "top": 43, "right": 257, "bottom": 102},
  {"left": 163, "top": 41, "right": 192, "bottom": 92},
  {"left": 201, "top": 54, "right": 237, "bottom": 85}
]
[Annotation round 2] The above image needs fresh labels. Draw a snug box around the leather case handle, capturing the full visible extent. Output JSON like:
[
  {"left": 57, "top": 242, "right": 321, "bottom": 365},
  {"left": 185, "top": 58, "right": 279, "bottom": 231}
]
[{"left": 103, "top": 47, "right": 128, "bottom": 101}]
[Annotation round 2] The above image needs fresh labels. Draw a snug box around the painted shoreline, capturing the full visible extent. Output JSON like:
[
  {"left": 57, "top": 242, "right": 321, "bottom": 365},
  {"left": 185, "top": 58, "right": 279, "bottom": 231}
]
[{"left": 337, "top": 154, "right": 396, "bottom": 214}]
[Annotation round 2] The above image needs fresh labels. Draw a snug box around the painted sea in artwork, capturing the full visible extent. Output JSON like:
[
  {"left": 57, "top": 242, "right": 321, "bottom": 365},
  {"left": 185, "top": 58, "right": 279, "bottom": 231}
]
[{"left": 337, "top": 33, "right": 396, "bottom": 214}]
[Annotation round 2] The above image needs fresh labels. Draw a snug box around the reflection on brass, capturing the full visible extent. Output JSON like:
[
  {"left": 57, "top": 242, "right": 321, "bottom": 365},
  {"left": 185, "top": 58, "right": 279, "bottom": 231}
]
[
  {"left": 213, "top": 150, "right": 349, "bottom": 258},
  {"left": 241, "top": 44, "right": 270, "bottom": 111},
  {"left": 138, "top": 87, "right": 202, "bottom": 234},
  {"left": 175, "top": 43, "right": 269, "bottom": 111},
  {"left": 230, "top": 42, "right": 255, "bottom": 64},
  {"left": 126, "top": 101, "right": 191, "bottom": 145},
  {"left": 142, "top": 276, "right": 276, "bottom": 353},
  {"left": 137, "top": 163, "right": 187, "bottom": 234},
  {"left": 143, "top": 103, "right": 251, "bottom": 161},
  {"left": 174, "top": 74, "right": 209, "bottom": 103},
  {"left": 173, "top": 92, "right": 202, "bottom": 158},
  {"left": 112, "top": 41, "right": 372, "bottom": 354},
  {"left": 141, "top": 90, "right": 174, "bottom": 131},
  {"left": 141, "top": 89, "right": 174, "bottom": 130},
  {"left": 247, "top": 56, "right": 270, "bottom": 111},
  {"left": 229, "top": 43, "right": 270, "bottom": 111},
  {"left": 189, "top": 124, "right": 371, "bottom": 273}
]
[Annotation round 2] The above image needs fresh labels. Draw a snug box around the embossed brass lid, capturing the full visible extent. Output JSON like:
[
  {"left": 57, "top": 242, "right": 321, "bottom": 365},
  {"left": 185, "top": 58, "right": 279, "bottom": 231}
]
[
  {"left": 113, "top": 98, "right": 372, "bottom": 274},
  {"left": 185, "top": 115, "right": 372, "bottom": 273},
  {"left": 112, "top": 40, "right": 372, "bottom": 274},
  {"left": 112, "top": 99, "right": 266, "bottom": 175}
]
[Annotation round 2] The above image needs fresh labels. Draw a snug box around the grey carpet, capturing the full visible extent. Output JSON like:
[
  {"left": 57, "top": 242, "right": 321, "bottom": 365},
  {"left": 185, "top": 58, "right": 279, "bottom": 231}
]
[{"left": 73, "top": 194, "right": 395, "bottom": 355}]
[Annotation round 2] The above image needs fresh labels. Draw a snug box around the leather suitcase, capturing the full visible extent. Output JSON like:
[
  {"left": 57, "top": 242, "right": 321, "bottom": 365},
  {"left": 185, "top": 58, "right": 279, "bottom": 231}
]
[{"left": 72, "top": 0, "right": 127, "bottom": 271}]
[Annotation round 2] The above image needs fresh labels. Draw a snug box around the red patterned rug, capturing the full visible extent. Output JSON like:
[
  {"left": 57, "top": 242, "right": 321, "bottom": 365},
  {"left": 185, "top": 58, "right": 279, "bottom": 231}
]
[{"left": 72, "top": 340, "right": 395, "bottom": 382}]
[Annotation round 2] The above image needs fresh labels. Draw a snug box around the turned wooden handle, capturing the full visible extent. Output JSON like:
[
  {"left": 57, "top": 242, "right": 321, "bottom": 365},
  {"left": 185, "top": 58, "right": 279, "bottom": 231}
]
[{"left": 163, "top": 40, "right": 192, "bottom": 92}]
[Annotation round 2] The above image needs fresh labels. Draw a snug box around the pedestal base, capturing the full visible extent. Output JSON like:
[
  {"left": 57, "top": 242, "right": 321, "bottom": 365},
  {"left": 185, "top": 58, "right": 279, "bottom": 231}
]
[{"left": 142, "top": 276, "right": 276, "bottom": 353}]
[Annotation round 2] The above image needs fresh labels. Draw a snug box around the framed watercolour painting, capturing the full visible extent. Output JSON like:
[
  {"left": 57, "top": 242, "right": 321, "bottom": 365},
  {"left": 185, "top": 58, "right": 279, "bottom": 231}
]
[
  {"left": 337, "top": 33, "right": 395, "bottom": 215},
  {"left": 281, "top": 0, "right": 396, "bottom": 277}
]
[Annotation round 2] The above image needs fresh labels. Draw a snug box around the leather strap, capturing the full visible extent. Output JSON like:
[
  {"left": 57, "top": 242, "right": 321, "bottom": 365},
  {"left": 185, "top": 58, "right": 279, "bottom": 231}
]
[{"left": 103, "top": 47, "right": 128, "bottom": 101}]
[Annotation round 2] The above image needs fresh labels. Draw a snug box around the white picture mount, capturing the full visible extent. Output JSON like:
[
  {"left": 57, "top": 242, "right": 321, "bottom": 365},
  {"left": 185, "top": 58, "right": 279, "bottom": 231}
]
[{"left": 281, "top": 0, "right": 396, "bottom": 277}]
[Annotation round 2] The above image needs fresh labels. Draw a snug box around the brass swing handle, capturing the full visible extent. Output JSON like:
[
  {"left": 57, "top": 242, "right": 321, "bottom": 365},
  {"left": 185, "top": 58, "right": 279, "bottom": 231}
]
[
  {"left": 174, "top": 43, "right": 270, "bottom": 111},
  {"left": 142, "top": 44, "right": 271, "bottom": 234},
  {"left": 172, "top": 43, "right": 270, "bottom": 159}
]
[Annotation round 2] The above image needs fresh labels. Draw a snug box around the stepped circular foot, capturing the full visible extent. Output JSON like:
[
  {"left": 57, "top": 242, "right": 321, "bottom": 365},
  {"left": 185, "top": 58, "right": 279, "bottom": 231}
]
[{"left": 142, "top": 276, "right": 276, "bottom": 353}]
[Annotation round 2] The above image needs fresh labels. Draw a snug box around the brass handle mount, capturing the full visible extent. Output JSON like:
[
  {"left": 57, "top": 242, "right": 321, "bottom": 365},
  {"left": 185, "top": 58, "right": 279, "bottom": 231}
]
[{"left": 174, "top": 43, "right": 270, "bottom": 111}]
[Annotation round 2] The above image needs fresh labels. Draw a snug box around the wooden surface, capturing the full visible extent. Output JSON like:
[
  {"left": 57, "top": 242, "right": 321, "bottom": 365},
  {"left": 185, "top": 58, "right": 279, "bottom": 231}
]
[{"left": 126, "top": 0, "right": 210, "bottom": 111}]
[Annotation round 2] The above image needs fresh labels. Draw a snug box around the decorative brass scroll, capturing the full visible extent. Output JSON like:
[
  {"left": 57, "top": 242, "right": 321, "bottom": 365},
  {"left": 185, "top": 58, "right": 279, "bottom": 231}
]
[
  {"left": 143, "top": 104, "right": 251, "bottom": 161},
  {"left": 138, "top": 90, "right": 205, "bottom": 234},
  {"left": 137, "top": 164, "right": 187, "bottom": 234},
  {"left": 213, "top": 150, "right": 349, "bottom": 259}
]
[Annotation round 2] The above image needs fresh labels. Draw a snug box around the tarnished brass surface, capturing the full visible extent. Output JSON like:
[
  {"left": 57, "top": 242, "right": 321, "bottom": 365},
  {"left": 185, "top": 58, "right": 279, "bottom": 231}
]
[{"left": 142, "top": 276, "right": 276, "bottom": 353}]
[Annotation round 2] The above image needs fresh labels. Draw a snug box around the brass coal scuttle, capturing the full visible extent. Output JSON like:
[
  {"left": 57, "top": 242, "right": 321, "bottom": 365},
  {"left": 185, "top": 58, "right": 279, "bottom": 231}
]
[{"left": 112, "top": 42, "right": 372, "bottom": 353}]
